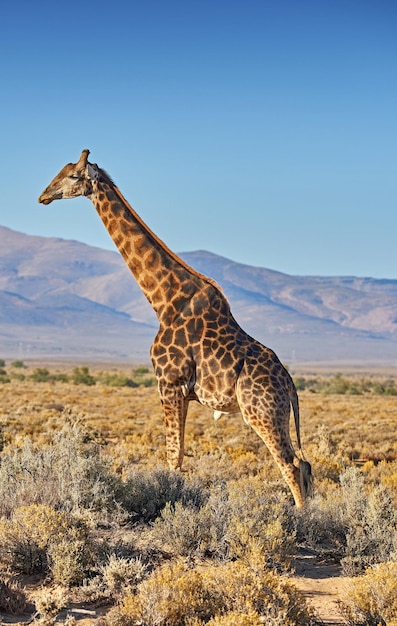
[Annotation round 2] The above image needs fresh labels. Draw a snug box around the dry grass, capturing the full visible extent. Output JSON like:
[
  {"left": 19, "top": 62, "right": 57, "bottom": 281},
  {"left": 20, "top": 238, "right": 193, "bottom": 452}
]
[{"left": 0, "top": 362, "right": 396, "bottom": 624}]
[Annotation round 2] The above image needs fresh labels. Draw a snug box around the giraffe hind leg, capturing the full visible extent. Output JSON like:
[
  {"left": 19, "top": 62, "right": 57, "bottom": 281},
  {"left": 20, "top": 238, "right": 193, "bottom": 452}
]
[{"left": 236, "top": 371, "right": 306, "bottom": 507}]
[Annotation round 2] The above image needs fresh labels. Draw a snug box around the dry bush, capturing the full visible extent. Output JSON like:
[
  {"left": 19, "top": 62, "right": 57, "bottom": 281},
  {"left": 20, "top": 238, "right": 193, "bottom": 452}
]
[
  {"left": 0, "top": 504, "right": 70, "bottom": 574},
  {"left": 0, "top": 421, "right": 125, "bottom": 523},
  {"left": 49, "top": 531, "right": 92, "bottom": 587},
  {"left": 105, "top": 561, "right": 214, "bottom": 626},
  {"left": 121, "top": 466, "right": 207, "bottom": 523},
  {"left": 144, "top": 475, "right": 295, "bottom": 569},
  {"left": 0, "top": 575, "right": 27, "bottom": 615},
  {"left": 308, "top": 425, "right": 348, "bottom": 486},
  {"left": 339, "top": 561, "right": 397, "bottom": 625},
  {"left": 297, "top": 466, "right": 397, "bottom": 572},
  {"left": 204, "top": 613, "right": 266, "bottom": 625},
  {"left": 106, "top": 559, "right": 317, "bottom": 626},
  {"left": 0, "top": 504, "right": 91, "bottom": 579},
  {"left": 340, "top": 467, "right": 397, "bottom": 575},
  {"left": 34, "top": 585, "right": 68, "bottom": 621},
  {"left": 296, "top": 494, "right": 346, "bottom": 561},
  {"left": 1, "top": 370, "right": 397, "bottom": 624},
  {"left": 101, "top": 554, "right": 148, "bottom": 599},
  {"left": 225, "top": 475, "right": 296, "bottom": 568}
]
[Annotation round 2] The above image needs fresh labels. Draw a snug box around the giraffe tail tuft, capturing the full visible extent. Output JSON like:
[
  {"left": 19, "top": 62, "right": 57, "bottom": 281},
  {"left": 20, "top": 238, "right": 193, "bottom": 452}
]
[{"left": 299, "top": 459, "right": 314, "bottom": 500}]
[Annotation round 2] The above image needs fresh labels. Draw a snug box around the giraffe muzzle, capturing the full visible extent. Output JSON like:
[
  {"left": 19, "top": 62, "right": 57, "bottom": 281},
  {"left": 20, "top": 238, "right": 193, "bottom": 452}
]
[
  {"left": 38, "top": 194, "right": 52, "bottom": 205},
  {"left": 38, "top": 190, "right": 63, "bottom": 204}
]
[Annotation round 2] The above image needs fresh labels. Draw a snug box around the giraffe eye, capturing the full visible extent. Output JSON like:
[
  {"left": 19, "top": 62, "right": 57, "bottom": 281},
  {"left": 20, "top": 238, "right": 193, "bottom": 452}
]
[{"left": 69, "top": 174, "right": 80, "bottom": 180}]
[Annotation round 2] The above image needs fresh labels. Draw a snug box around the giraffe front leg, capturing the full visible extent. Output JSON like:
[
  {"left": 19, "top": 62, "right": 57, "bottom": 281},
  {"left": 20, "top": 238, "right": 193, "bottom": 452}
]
[{"left": 158, "top": 382, "right": 189, "bottom": 470}]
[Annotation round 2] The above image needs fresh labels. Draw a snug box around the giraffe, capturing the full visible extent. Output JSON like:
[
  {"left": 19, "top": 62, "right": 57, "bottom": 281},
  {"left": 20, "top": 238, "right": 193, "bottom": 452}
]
[{"left": 38, "top": 149, "right": 312, "bottom": 507}]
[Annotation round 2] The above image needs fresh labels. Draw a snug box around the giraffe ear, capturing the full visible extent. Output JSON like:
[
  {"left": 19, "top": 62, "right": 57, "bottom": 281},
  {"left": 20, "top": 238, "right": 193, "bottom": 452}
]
[{"left": 77, "top": 149, "right": 90, "bottom": 168}]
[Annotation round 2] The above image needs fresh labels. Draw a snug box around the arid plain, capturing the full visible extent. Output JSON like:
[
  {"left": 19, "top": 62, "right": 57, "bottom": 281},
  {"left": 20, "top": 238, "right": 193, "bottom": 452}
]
[{"left": 0, "top": 361, "right": 397, "bottom": 625}]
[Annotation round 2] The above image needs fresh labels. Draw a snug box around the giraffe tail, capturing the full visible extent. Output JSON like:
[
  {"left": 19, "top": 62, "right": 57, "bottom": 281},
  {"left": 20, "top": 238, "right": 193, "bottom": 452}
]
[
  {"left": 299, "top": 458, "right": 314, "bottom": 500},
  {"left": 289, "top": 380, "right": 314, "bottom": 500},
  {"left": 289, "top": 382, "right": 302, "bottom": 450}
]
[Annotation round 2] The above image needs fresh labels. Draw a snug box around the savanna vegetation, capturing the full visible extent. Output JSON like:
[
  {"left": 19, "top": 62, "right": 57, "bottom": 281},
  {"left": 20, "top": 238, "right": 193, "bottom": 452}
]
[{"left": 0, "top": 361, "right": 396, "bottom": 625}]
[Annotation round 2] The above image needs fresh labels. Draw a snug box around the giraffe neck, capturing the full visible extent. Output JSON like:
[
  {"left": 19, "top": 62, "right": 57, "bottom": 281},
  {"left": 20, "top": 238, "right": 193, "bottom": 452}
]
[{"left": 89, "top": 170, "right": 211, "bottom": 320}]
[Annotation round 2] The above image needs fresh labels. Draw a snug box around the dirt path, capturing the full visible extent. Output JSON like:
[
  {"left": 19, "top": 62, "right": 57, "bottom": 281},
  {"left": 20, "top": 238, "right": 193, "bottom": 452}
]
[{"left": 293, "top": 549, "right": 350, "bottom": 625}]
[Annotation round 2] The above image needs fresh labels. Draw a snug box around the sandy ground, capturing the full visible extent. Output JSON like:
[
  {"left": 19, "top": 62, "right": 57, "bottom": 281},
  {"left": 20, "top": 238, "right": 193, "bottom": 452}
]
[{"left": 293, "top": 549, "right": 350, "bottom": 625}]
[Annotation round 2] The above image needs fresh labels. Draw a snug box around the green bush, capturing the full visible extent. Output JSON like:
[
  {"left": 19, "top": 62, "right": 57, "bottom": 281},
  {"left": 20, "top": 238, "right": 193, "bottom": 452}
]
[
  {"left": 9, "top": 371, "right": 25, "bottom": 381},
  {"left": 72, "top": 366, "right": 96, "bottom": 385},
  {"left": 99, "top": 372, "right": 137, "bottom": 387},
  {"left": 0, "top": 367, "right": 10, "bottom": 383},
  {"left": 11, "top": 360, "right": 25, "bottom": 368},
  {"left": 30, "top": 367, "right": 52, "bottom": 382},
  {"left": 293, "top": 374, "right": 397, "bottom": 395}
]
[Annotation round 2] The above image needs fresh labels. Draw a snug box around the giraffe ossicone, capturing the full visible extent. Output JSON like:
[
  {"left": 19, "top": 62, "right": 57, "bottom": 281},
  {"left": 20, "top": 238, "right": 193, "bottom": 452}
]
[{"left": 38, "top": 149, "right": 313, "bottom": 507}]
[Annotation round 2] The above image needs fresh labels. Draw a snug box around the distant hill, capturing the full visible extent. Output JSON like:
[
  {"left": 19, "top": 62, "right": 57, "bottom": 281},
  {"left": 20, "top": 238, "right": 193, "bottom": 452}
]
[{"left": 0, "top": 225, "right": 396, "bottom": 365}]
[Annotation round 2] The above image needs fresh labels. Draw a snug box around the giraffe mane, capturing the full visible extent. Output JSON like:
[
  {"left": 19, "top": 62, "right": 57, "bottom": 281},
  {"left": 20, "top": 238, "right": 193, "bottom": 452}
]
[{"left": 91, "top": 162, "right": 226, "bottom": 297}]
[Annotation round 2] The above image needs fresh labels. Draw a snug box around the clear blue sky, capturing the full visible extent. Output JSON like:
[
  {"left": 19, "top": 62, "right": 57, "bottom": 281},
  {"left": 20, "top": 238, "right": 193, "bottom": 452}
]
[{"left": 1, "top": 0, "right": 396, "bottom": 278}]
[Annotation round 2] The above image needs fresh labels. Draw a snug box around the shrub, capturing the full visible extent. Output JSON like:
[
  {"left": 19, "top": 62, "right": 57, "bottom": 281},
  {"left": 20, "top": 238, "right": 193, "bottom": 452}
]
[
  {"left": 145, "top": 477, "right": 296, "bottom": 570},
  {"left": 9, "top": 371, "right": 25, "bottom": 381},
  {"left": 101, "top": 555, "right": 148, "bottom": 598},
  {"left": 30, "top": 367, "right": 52, "bottom": 382},
  {"left": 99, "top": 372, "right": 137, "bottom": 387},
  {"left": 108, "top": 561, "right": 214, "bottom": 626},
  {"left": 0, "top": 576, "right": 27, "bottom": 615},
  {"left": 34, "top": 585, "right": 68, "bottom": 620},
  {"left": 0, "top": 504, "right": 88, "bottom": 577},
  {"left": 147, "top": 499, "right": 224, "bottom": 559},
  {"left": 122, "top": 466, "right": 206, "bottom": 523},
  {"left": 107, "top": 560, "right": 316, "bottom": 626},
  {"left": 0, "top": 422, "right": 124, "bottom": 522},
  {"left": 11, "top": 360, "right": 25, "bottom": 368},
  {"left": 29, "top": 367, "right": 68, "bottom": 383},
  {"left": 225, "top": 476, "right": 296, "bottom": 569},
  {"left": 340, "top": 468, "right": 397, "bottom": 575},
  {"left": 146, "top": 475, "right": 296, "bottom": 568},
  {"left": 296, "top": 494, "right": 346, "bottom": 561},
  {"left": 339, "top": 561, "right": 397, "bottom": 625},
  {"left": 200, "top": 560, "right": 317, "bottom": 625},
  {"left": 0, "top": 368, "right": 10, "bottom": 383},
  {"left": 137, "top": 376, "right": 156, "bottom": 387},
  {"left": 297, "top": 466, "right": 397, "bottom": 570},
  {"left": 49, "top": 532, "right": 91, "bottom": 586},
  {"left": 72, "top": 366, "right": 96, "bottom": 385}
]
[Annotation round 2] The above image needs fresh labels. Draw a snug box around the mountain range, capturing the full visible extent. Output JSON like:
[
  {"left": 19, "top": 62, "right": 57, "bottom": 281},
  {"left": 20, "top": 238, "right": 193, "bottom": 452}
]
[{"left": 0, "top": 225, "right": 396, "bottom": 366}]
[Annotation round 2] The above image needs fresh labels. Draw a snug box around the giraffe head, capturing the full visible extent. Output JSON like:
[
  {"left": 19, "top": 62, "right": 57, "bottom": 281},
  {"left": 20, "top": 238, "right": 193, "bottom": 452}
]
[{"left": 38, "top": 149, "right": 96, "bottom": 205}]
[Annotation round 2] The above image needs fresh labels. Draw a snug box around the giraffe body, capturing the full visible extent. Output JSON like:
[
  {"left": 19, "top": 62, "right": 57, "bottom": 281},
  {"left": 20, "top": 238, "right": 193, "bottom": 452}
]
[{"left": 38, "top": 150, "right": 312, "bottom": 507}]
